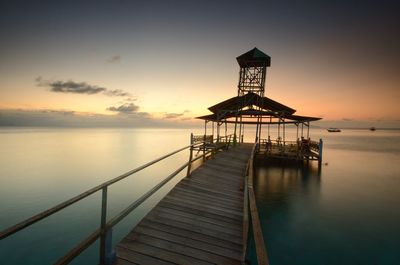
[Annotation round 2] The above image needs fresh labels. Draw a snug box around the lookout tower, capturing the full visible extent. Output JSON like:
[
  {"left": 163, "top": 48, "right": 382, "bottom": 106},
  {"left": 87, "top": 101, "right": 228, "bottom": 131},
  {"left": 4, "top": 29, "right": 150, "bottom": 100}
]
[
  {"left": 236, "top": 47, "right": 271, "bottom": 97},
  {"left": 235, "top": 48, "right": 271, "bottom": 141},
  {"left": 196, "top": 47, "right": 322, "bottom": 164}
]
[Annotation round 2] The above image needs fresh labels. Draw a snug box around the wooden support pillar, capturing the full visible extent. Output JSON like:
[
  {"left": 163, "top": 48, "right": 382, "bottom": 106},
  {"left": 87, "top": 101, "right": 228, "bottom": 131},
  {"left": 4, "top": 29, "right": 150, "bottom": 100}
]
[
  {"left": 318, "top": 138, "right": 323, "bottom": 167},
  {"left": 187, "top": 133, "right": 193, "bottom": 177},
  {"left": 278, "top": 117, "right": 281, "bottom": 142},
  {"left": 255, "top": 116, "right": 260, "bottom": 143},
  {"left": 241, "top": 122, "right": 244, "bottom": 143},
  {"left": 212, "top": 122, "right": 214, "bottom": 142},
  {"left": 258, "top": 116, "right": 262, "bottom": 142},
  {"left": 217, "top": 116, "right": 220, "bottom": 142},
  {"left": 283, "top": 118, "right": 286, "bottom": 146},
  {"left": 239, "top": 116, "right": 243, "bottom": 143}
]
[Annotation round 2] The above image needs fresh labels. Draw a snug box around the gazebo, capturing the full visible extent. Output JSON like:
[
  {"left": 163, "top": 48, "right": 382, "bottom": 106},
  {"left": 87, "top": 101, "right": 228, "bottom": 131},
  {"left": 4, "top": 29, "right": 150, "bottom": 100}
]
[{"left": 196, "top": 48, "right": 322, "bottom": 162}]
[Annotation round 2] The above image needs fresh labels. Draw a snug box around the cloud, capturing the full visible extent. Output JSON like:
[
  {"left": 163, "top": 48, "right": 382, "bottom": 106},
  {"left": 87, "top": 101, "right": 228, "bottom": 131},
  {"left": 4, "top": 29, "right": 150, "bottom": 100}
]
[
  {"left": 41, "top": 109, "right": 75, "bottom": 115},
  {"left": 104, "top": 89, "right": 131, "bottom": 97},
  {"left": 107, "top": 103, "right": 139, "bottom": 114},
  {"left": 163, "top": 110, "right": 193, "bottom": 119},
  {"left": 36, "top": 77, "right": 131, "bottom": 97},
  {"left": 107, "top": 55, "right": 121, "bottom": 64},
  {"left": 0, "top": 108, "right": 197, "bottom": 128},
  {"left": 164, "top": 113, "right": 184, "bottom": 119}
]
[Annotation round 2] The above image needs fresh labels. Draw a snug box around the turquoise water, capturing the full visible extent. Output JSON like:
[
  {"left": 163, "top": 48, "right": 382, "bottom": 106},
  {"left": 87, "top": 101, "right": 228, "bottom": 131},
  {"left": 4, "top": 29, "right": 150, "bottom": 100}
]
[
  {"left": 0, "top": 127, "right": 203, "bottom": 264},
  {"left": 1, "top": 127, "right": 400, "bottom": 264},
  {"left": 254, "top": 129, "right": 400, "bottom": 265}
]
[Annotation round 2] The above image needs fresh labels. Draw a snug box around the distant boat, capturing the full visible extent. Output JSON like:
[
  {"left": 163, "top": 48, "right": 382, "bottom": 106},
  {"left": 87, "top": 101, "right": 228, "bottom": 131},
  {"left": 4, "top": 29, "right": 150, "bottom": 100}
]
[
  {"left": 369, "top": 127, "right": 376, "bottom": 131},
  {"left": 327, "top": 128, "right": 341, "bottom": 132}
]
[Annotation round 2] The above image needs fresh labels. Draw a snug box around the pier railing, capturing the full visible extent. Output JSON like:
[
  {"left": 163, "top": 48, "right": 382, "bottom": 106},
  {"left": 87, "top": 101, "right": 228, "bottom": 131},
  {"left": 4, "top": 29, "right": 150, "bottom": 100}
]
[
  {"left": 243, "top": 143, "right": 269, "bottom": 265},
  {"left": 0, "top": 135, "right": 233, "bottom": 265},
  {"left": 259, "top": 138, "right": 323, "bottom": 162}
]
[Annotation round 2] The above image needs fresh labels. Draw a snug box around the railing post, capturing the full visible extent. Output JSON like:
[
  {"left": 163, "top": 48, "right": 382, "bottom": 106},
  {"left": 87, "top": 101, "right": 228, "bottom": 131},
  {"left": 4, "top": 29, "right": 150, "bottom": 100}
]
[
  {"left": 202, "top": 134, "right": 206, "bottom": 162},
  {"left": 99, "top": 187, "right": 116, "bottom": 265},
  {"left": 187, "top": 133, "right": 193, "bottom": 177},
  {"left": 318, "top": 138, "right": 323, "bottom": 167}
]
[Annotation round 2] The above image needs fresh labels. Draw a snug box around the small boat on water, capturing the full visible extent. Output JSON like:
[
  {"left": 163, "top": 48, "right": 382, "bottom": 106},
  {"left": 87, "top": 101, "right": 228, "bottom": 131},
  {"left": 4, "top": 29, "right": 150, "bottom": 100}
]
[
  {"left": 369, "top": 127, "right": 376, "bottom": 131},
  {"left": 327, "top": 128, "right": 341, "bottom": 132}
]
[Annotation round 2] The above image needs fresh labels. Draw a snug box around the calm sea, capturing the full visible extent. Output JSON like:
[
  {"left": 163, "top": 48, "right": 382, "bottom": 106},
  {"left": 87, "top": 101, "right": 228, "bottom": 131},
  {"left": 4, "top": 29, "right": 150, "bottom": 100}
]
[
  {"left": 1, "top": 127, "right": 399, "bottom": 264},
  {"left": 0, "top": 127, "right": 202, "bottom": 264},
  {"left": 254, "top": 129, "right": 400, "bottom": 265}
]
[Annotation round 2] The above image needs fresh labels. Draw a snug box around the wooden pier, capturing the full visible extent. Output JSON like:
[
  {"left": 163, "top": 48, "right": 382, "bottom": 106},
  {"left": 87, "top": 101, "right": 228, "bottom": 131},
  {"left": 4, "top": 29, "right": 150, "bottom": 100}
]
[
  {"left": 114, "top": 144, "right": 253, "bottom": 265},
  {"left": 1, "top": 48, "right": 321, "bottom": 264}
]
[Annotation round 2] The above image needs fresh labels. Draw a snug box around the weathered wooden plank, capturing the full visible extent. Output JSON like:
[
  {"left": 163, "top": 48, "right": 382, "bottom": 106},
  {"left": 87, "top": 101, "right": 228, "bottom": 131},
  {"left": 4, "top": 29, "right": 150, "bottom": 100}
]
[
  {"left": 146, "top": 211, "right": 242, "bottom": 240},
  {"left": 158, "top": 200, "right": 242, "bottom": 225},
  {"left": 173, "top": 186, "right": 241, "bottom": 205},
  {"left": 205, "top": 160, "right": 246, "bottom": 171},
  {"left": 176, "top": 181, "right": 243, "bottom": 200},
  {"left": 167, "top": 189, "right": 242, "bottom": 210},
  {"left": 145, "top": 213, "right": 243, "bottom": 245},
  {"left": 196, "top": 161, "right": 245, "bottom": 172},
  {"left": 139, "top": 219, "right": 242, "bottom": 251},
  {"left": 133, "top": 225, "right": 242, "bottom": 260},
  {"left": 203, "top": 162, "right": 245, "bottom": 173},
  {"left": 155, "top": 206, "right": 242, "bottom": 231},
  {"left": 179, "top": 179, "right": 241, "bottom": 192},
  {"left": 184, "top": 171, "right": 244, "bottom": 188},
  {"left": 170, "top": 188, "right": 242, "bottom": 209},
  {"left": 162, "top": 196, "right": 243, "bottom": 219},
  {"left": 116, "top": 246, "right": 174, "bottom": 265},
  {"left": 178, "top": 179, "right": 243, "bottom": 196},
  {"left": 190, "top": 169, "right": 244, "bottom": 183},
  {"left": 118, "top": 241, "right": 212, "bottom": 265},
  {"left": 125, "top": 232, "right": 240, "bottom": 265},
  {"left": 148, "top": 208, "right": 241, "bottom": 235},
  {"left": 187, "top": 174, "right": 244, "bottom": 188}
]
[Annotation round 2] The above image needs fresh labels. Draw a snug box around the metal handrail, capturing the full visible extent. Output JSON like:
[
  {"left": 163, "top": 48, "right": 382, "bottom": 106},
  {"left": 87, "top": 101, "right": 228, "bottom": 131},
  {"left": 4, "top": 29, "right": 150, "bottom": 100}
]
[
  {"left": 0, "top": 139, "right": 207, "bottom": 264},
  {"left": 55, "top": 162, "right": 191, "bottom": 265},
  {"left": 243, "top": 142, "right": 269, "bottom": 265}
]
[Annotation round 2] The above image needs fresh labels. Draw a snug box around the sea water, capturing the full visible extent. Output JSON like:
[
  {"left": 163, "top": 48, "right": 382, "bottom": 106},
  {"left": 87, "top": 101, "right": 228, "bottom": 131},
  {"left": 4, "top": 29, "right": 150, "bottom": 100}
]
[
  {"left": 1, "top": 127, "right": 399, "bottom": 264},
  {"left": 254, "top": 129, "right": 400, "bottom": 265},
  {"left": 0, "top": 127, "right": 202, "bottom": 264}
]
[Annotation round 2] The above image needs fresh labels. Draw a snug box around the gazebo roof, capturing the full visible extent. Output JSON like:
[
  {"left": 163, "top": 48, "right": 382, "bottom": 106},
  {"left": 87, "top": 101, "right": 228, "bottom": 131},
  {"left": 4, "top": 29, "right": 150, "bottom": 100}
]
[
  {"left": 208, "top": 92, "right": 295, "bottom": 114},
  {"left": 236, "top": 47, "right": 271, "bottom": 67},
  {"left": 196, "top": 111, "right": 321, "bottom": 123},
  {"left": 197, "top": 92, "right": 321, "bottom": 123}
]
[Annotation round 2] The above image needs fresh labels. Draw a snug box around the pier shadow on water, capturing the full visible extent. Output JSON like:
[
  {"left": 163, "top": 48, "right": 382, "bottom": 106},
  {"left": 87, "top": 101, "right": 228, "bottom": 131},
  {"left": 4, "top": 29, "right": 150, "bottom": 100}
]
[
  {"left": 251, "top": 158, "right": 323, "bottom": 265},
  {"left": 251, "top": 146, "right": 400, "bottom": 265}
]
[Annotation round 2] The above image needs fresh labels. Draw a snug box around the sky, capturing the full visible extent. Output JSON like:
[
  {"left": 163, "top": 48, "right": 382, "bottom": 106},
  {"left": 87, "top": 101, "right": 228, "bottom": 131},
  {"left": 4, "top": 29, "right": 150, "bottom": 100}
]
[{"left": 0, "top": 0, "right": 399, "bottom": 128}]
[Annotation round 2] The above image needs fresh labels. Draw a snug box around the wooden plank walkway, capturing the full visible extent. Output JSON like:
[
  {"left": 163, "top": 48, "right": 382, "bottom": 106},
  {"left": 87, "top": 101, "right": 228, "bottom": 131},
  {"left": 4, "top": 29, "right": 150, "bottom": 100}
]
[{"left": 114, "top": 143, "right": 253, "bottom": 265}]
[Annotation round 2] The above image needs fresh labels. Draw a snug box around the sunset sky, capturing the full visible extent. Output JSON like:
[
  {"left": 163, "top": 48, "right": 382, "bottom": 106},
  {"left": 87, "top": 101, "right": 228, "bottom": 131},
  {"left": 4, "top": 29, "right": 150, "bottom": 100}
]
[{"left": 1, "top": 0, "right": 399, "bottom": 128}]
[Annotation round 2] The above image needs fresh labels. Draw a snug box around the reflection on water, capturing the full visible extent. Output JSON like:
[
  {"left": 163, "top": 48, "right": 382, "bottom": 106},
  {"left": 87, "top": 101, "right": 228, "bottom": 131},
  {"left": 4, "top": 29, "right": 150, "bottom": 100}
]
[
  {"left": 254, "top": 159, "right": 321, "bottom": 223},
  {"left": 0, "top": 127, "right": 203, "bottom": 264},
  {"left": 1, "top": 128, "right": 400, "bottom": 264},
  {"left": 253, "top": 129, "right": 400, "bottom": 265}
]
